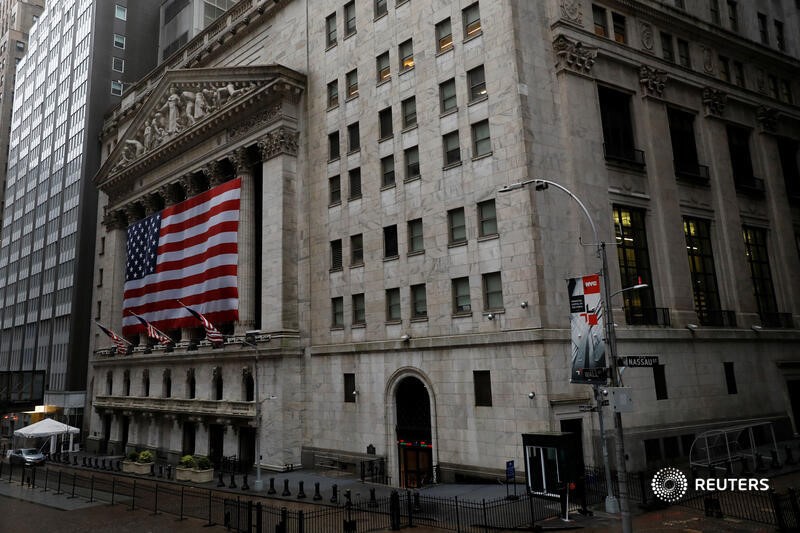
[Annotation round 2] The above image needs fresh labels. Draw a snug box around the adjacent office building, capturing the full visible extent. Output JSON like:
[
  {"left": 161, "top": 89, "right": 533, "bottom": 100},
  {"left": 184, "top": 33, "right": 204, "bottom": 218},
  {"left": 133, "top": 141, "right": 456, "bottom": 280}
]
[
  {"left": 88, "top": 0, "right": 800, "bottom": 489},
  {"left": 0, "top": 0, "right": 161, "bottom": 432}
]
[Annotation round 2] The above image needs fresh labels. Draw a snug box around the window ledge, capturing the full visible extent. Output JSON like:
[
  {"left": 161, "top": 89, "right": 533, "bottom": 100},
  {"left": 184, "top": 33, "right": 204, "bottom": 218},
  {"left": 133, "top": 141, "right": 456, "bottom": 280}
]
[
  {"left": 472, "top": 151, "right": 493, "bottom": 162},
  {"left": 436, "top": 46, "right": 454, "bottom": 57},
  {"left": 379, "top": 135, "right": 394, "bottom": 143},
  {"left": 410, "top": 316, "right": 428, "bottom": 322},
  {"left": 385, "top": 320, "right": 402, "bottom": 326},
  {"left": 328, "top": 157, "right": 340, "bottom": 163},
  {"left": 399, "top": 66, "right": 415, "bottom": 76},
  {"left": 344, "top": 31, "right": 357, "bottom": 41},
  {"left": 484, "top": 309, "right": 505, "bottom": 316},
  {"left": 346, "top": 149, "right": 361, "bottom": 155},
  {"left": 452, "top": 312, "right": 473, "bottom": 318},
  {"left": 401, "top": 124, "right": 418, "bottom": 134},
  {"left": 328, "top": 201, "right": 342, "bottom": 208},
  {"left": 348, "top": 196, "right": 362, "bottom": 201},
  {"left": 448, "top": 240, "right": 468, "bottom": 248},
  {"left": 404, "top": 175, "right": 421, "bottom": 183},
  {"left": 330, "top": 326, "right": 344, "bottom": 331},
  {"left": 325, "top": 42, "right": 338, "bottom": 52},
  {"left": 407, "top": 250, "right": 424, "bottom": 257},
  {"left": 380, "top": 183, "right": 396, "bottom": 191},
  {"left": 440, "top": 108, "right": 458, "bottom": 118},
  {"left": 443, "top": 161, "right": 462, "bottom": 171},
  {"left": 396, "top": 0, "right": 409, "bottom": 6},
  {"left": 345, "top": 94, "right": 359, "bottom": 102},
  {"left": 329, "top": 267, "right": 343, "bottom": 273},
  {"left": 377, "top": 78, "right": 392, "bottom": 88},
  {"left": 383, "top": 255, "right": 399, "bottom": 262},
  {"left": 326, "top": 103, "right": 339, "bottom": 112},
  {"left": 350, "top": 263, "right": 364, "bottom": 269},
  {"left": 352, "top": 323, "right": 366, "bottom": 329},
  {"left": 463, "top": 31, "right": 483, "bottom": 44},
  {"left": 477, "top": 234, "right": 499, "bottom": 242},
  {"left": 468, "top": 95, "right": 489, "bottom": 106},
  {"left": 373, "top": 13, "right": 388, "bottom": 22}
]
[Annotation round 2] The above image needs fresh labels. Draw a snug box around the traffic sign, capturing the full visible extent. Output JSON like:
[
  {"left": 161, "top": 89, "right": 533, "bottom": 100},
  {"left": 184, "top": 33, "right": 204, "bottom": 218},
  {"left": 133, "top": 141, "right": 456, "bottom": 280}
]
[
  {"left": 506, "top": 460, "right": 515, "bottom": 481},
  {"left": 619, "top": 355, "right": 659, "bottom": 367}
]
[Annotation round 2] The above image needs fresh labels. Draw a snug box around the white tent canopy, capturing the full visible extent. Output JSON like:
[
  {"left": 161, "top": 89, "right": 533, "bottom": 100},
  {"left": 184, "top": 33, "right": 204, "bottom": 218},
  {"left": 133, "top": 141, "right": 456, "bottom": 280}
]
[{"left": 14, "top": 418, "right": 80, "bottom": 455}]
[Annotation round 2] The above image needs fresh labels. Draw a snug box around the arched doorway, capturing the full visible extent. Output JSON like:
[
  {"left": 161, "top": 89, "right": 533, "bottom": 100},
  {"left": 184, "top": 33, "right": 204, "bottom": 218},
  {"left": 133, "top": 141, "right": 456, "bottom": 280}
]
[{"left": 395, "top": 376, "right": 433, "bottom": 488}]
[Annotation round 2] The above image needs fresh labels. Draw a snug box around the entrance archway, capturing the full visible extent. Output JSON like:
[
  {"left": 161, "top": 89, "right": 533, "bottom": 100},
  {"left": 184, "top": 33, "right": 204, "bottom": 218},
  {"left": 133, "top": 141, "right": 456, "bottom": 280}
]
[{"left": 395, "top": 376, "right": 433, "bottom": 488}]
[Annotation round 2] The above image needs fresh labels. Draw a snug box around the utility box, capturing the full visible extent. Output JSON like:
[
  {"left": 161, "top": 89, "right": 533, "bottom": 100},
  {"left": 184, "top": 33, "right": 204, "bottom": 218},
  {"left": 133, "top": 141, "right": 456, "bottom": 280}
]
[{"left": 609, "top": 387, "right": 634, "bottom": 413}]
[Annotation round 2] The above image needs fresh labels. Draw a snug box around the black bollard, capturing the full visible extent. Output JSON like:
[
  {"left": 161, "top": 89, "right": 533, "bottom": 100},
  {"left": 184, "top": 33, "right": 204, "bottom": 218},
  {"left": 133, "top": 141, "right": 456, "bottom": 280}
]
[
  {"left": 94, "top": 457, "right": 99, "bottom": 469},
  {"left": 229, "top": 473, "right": 237, "bottom": 489},
  {"left": 217, "top": 472, "right": 225, "bottom": 487},
  {"left": 166, "top": 465, "right": 172, "bottom": 479},
  {"left": 313, "top": 482, "right": 322, "bottom": 501},
  {"left": 345, "top": 488, "right": 351, "bottom": 504},
  {"left": 369, "top": 487, "right": 377, "bottom": 507},
  {"left": 297, "top": 481, "right": 306, "bottom": 499},
  {"left": 787, "top": 446, "right": 797, "bottom": 465},
  {"left": 73, "top": 455, "right": 77, "bottom": 466},
  {"left": 116, "top": 460, "right": 122, "bottom": 471},
  {"left": 149, "top": 463, "right": 155, "bottom": 476},
  {"left": 82, "top": 457, "right": 86, "bottom": 467},
  {"left": 413, "top": 491, "right": 421, "bottom": 512},
  {"left": 268, "top": 477, "right": 276, "bottom": 495},
  {"left": 330, "top": 483, "right": 338, "bottom": 503},
  {"left": 158, "top": 465, "right": 163, "bottom": 478},
  {"left": 242, "top": 473, "right": 249, "bottom": 491},
  {"left": 771, "top": 450, "right": 782, "bottom": 469},
  {"left": 282, "top": 479, "right": 291, "bottom": 497}
]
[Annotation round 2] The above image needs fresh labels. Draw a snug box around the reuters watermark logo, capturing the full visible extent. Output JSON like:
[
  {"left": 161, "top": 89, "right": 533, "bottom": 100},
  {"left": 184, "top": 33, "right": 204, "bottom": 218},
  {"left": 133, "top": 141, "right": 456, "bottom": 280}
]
[{"left": 651, "top": 467, "right": 688, "bottom": 503}]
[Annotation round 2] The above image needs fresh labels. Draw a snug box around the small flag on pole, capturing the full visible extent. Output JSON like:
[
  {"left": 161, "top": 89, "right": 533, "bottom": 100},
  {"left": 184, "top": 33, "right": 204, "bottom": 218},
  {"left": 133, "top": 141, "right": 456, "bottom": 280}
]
[
  {"left": 94, "top": 321, "right": 131, "bottom": 354},
  {"left": 178, "top": 300, "right": 224, "bottom": 345},
  {"left": 130, "top": 312, "right": 174, "bottom": 346}
]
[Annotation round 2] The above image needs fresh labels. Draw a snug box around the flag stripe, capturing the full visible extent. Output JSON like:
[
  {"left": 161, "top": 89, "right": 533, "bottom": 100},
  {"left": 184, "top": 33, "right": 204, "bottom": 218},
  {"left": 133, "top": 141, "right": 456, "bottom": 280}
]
[{"left": 122, "top": 178, "right": 240, "bottom": 336}]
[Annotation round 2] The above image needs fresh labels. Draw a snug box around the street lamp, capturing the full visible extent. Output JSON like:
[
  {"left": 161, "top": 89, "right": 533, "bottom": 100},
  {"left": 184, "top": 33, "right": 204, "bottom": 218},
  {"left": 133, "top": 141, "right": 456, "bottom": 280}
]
[
  {"left": 242, "top": 331, "right": 271, "bottom": 491},
  {"left": 499, "top": 178, "right": 634, "bottom": 533}
]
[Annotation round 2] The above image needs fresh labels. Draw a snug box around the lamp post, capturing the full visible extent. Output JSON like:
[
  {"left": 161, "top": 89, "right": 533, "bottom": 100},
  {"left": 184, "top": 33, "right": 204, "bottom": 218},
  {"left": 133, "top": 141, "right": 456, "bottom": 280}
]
[
  {"left": 242, "top": 331, "right": 271, "bottom": 491},
  {"left": 499, "top": 179, "right": 634, "bottom": 533}
]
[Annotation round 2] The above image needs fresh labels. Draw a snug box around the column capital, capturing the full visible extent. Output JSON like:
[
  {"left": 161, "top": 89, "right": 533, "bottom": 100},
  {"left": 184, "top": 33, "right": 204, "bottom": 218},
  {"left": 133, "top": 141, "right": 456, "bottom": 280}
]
[
  {"left": 202, "top": 161, "right": 227, "bottom": 187},
  {"left": 178, "top": 174, "right": 204, "bottom": 196},
  {"left": 102, "top": 210, "right": 129, "bottom": 231},
  {"left": 160, "top": 183, "right": 183, "bottom": 206},
  {"left": 141, "top": 193, "right": 162, "bottom": 216},
  {"left": 228, "top": 147, "right": 254, "bottom": 175},
  {"left": 257, "top": 126, "right": 300, "bottom": 161}
]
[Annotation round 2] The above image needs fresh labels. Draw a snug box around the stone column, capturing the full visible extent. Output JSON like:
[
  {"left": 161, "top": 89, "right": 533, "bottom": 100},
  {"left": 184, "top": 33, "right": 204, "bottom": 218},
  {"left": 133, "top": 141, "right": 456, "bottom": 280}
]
[
  {"left": 228, "top": 148, "right": 256, "bottom": 332},
  {"left": 102, "top": 210, "right": 131, "bottom": 335}
]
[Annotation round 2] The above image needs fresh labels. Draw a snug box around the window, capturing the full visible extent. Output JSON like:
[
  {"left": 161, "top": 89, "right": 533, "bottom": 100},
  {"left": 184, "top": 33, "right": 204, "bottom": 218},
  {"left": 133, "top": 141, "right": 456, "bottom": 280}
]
[
  {"left": 399, "top": 39, "right": 414, "bottom": 71},
  {"left": 482, "top": 272, "right": 503, "bottom": 311},
  {"left": 742, "top": 226, "right": 779, "bottom": 324},
  {"left": 113, "top": 34, "right": 126, "bottom": 49},
  {"left": 598, "top": 86, "right": 641, "bottom": 165},
  {"left": 726, "top": 125, "right": 756, "bottom": 189},
  {"left": 402, "top": 97, "right": 417, "bottom": 128},
  {"left": 405, "top": 146, "right": 420, "bottom": 180},
  {"left": 329, "top": 175, "right": 341, "bottom": 205},
  {"left": 379, "top": 107, "right": 393, "bottom": 140},
  {"left": 330, "top": 239, "right": 343, "bottom": 271},
  {"left": 436, "top": 18, "right": 453, "bottom": 53},
  {"left": 143, "top": 371, "right": 150, "bottom": 397},
  {"left": 718, "top": 55, "right": 730, "bottom": 82},
  {"left": 386, "top": 288, "right": 401, "bottom": 321},
  {"left": 344, "top": 373, "right": 356, "bottom": 402},
  {"left": 440, "top": 79, "right": 457, "bottom": 113},
  {"left": 384, "top": 225, "right": 398, "bottom": 258},
  {"left": 661, "top": 32, "right": 674, "bottom": 62},
  {"left": 95, "top": 300, "right": 102, "bottom": 319},
  {"left": 348, "top": 168, "right": 362, "bottom": 200},
  {"left": 452, "top": 277, "right": 471, "bottom": 313},
  {"left": 112, "top": 57, "right": 125, "bottom": 72},
  {"left": 653, "top": 364, "right": 668, "bottom": 400},
  {"left": 352, "top": 293, "right": 366, "bottom": 325},
  {"left": 348, "top": 122, "right": 360, "bottom": 152},
  {"left": 758, "top": 13, "right": 768, "bottom": 44},
  {"left": 332, "top": 297, "right": 344, "bottom": 327},
  {"left": 710, "top": 0, "right": 720, "bottom": 24},
  {"left": 115, "top": 5, "right": 127, "bottom": 20},
  {"left": 443, "top": 131, "right": 461, "bottom": 165},
  {"left": 325, "top": 13, "right": 337, "bottom": 47},
  {"left": 374, "top": 0, "right": 387, "bottom": 18},
  {"left": 163, "top": 371, "right": 172, "bottom": 398},
  {"left": 346, "top": 69, "right": 359, "bottom": 99},
  {"left": 781, "top": 80, "right": 793, "bottom": 104},
  {"left": 478, "top": 199, "right": 497, "bottom": 237},
  {"left": 667, "top": 108, "right": 703, "bottom": 180},
  {"left": 467, "top": 65, "right": 486, "bottom": 101},
  {"left": 778, "top": 137, "right": 800, "bottom": 199},
  {"left": 463, "top": 3, "right": 481, "bottom": 39},
  {"left": 473, "top": 370, "right": 492, "bottom": 406},
  {"left": 593, "top": 4, "right": 608, "bottom": 37},
  {"left": 15, "top": 40, "right": 25, "bottom": 51},
  {"left": 683, "top": 217, "right": 722, "bottom": 326},
  {"left": 612, "top": 13, "right": 626, "bottom": 44},
  {"left": 733, "top": 61, "right": 745, "bottom": 87},
  {"left": 613, "top": 205, "right": 657, "bottom": 325},
  {"left": 97, "top": 268, "right": 104, "bottom": 287},
  {"left": 411, "top": 283, "right": 427, "bottom": 318},
  {"left": 408, "top": 218, "right": 424, "bottom": 253},
  {"left": 677, "top": 39, "right": 690, "bottom": 68},
  {"left": 768, "top": 75, "right": 779, "bottom": 99},
  {"left": 775, "top": 21, "right": 785, "bottom": 51},
  {"left": 124, "top": 371, "right": 131, "bottom": 396},
  {"left": 344, "top": 1, "right": 356, "bottom": 37},
  {"left": 724, "top": 362, "right": 738, "bottom": 394},
  {"left": 472, "top": 120, "right": 491, "bottom": 157},
  {"left": 377, "top": 51, "right": 390, "bottom": 82},
  {"left": 351, "top": 234, "right": 363, "bottom": 266},
  {"left": 327, "top": 80, "right": 339, "bottom": 108},
  {"left": 106, "top": 372, "right": 113, "bottom": 395},
  {"left": 448, "top": 207, "right": 467, "bottom": 244},
  {"left": 381, "top": 155, "right": 395, "bottom": 187},
  {"left": 727, "top": 0, "right": 738, "bottom": 32},
  {"left": 329, "top": 131, "right": 340, "bottom": 160},
  {"left": 111, "top": 81, "right": 124, "bottom": 96}
]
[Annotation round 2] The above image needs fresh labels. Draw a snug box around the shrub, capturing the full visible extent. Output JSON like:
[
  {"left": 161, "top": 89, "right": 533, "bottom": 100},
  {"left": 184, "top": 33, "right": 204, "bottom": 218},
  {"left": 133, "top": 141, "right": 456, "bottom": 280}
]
[
  {"left": 127, "top": 451, "right": 139, "bottom": 462},
  {"left": 194, "top": 455, "right": 212, "bottom": 470},
  {"left": 137, "top": 450, "right": 154, "bottom": 463},
  {"left": 179, "top": 455, "right": 196, "bottom": 468}
]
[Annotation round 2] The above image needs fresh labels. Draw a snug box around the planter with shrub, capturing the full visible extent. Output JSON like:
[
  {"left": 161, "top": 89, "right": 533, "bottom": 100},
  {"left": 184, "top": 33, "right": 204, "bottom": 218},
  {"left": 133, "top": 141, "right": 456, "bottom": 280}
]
[
  {"left": 122, "top": 450, "right": 154, "bottom": 475},
  {"left": 175, "top": 454, "right": 214, "bottom": 483}
]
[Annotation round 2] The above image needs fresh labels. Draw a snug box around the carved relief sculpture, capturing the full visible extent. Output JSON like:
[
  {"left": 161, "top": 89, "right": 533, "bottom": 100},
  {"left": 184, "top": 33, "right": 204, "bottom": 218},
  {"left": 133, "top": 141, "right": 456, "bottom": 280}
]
[
  {"left": 639, "top": 22, "right": 654, "bottom": 51},
  {"left": 702, "top": 47, "right": 714, "bottom": 74},
  {"left": 560, "top": 0, "right": 582, "bottom": 25},
  {"left": 639, "top": 65, "right": 667, "bottom": 98},
  {"left": 553, "top": 35, "right": 597, "bottom": 75},
  {"left": 756, "top": 106, "right": 778, "bottom": 133},
  {"left": 702, "top": 87, "right": 727, "bottom": 117}
]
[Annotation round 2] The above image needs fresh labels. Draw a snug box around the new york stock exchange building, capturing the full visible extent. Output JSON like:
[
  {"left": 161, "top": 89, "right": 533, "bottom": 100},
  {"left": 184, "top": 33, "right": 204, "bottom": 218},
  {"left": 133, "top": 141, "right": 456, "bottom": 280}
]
[{"left": 86, "top": 0, "right": 800, "bottom": 490}]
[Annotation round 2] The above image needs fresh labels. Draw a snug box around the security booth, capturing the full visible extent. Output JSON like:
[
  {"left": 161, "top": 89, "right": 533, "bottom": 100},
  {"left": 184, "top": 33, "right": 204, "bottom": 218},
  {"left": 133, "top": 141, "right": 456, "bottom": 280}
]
[{"left": 522, "top": 432, "right": 584, "bottom": 498}]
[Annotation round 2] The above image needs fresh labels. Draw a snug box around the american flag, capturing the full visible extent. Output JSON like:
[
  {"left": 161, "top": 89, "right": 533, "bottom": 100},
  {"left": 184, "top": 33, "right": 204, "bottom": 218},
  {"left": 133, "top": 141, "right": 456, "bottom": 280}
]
[
  {"left": 180, "top": 301, "right": 225, "bottom": 345},
  {"left": 132, "top": 313, "right": 174, "bottom": 346},
  {"left": 122, "top": 178, "right": 240, "bottom": 336},
  {"left": 95, "top": 321, "right": 131, "bottom": 354}
]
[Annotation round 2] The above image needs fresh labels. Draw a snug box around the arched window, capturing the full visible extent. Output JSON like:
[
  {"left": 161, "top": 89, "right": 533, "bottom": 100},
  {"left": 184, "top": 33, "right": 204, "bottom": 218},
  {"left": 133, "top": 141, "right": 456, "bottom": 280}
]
[{"left": 212, "top": 366, "right": 223, "bottom": 400}]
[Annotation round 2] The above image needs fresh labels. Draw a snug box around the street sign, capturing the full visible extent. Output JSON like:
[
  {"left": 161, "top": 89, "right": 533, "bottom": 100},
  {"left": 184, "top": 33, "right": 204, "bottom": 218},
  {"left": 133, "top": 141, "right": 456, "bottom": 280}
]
[
  {"left": 506, "top": 460, "right": 515, "bottom": 481},
  {"left": 578, "top": 404, "right": 595, "bottom": 412},
  {"left": 579, "top": 367, "right": 607, "bottom": 380},
  {"left": 619, "top": 355, "right": 659, "bottom": 367}
]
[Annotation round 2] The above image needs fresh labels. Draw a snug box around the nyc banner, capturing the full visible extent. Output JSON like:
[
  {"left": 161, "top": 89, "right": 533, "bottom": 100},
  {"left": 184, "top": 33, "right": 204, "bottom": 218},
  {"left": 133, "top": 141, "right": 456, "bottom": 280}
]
[{"left": 567, "top": 274, "right": 607, "bottom": 384}]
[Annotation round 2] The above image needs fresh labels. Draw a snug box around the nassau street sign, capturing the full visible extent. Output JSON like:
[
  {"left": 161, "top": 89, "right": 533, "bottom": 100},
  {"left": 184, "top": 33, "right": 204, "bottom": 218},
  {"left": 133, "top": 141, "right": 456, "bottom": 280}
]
[{"left": 619, "top": 355, "right": 660, "bottom": 367}]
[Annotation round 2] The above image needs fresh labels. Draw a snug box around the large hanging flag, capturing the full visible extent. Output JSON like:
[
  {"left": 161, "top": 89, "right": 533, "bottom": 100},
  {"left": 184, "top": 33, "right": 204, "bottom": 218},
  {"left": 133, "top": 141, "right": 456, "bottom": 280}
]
[
  {"left": 178, "top": 300, "right": 224, "bottom": 345},
  {"left": 567, "top": 274, "right": 607, "bottom": 384},
  {"left": 130, "top": 312, "right": 174, "bottom": 346},
  {"left": 122, "top": 178, "right": 240, "bottom": 336},
  {"left": 94, "top": 321, "right": 131, "bottom": 354}
]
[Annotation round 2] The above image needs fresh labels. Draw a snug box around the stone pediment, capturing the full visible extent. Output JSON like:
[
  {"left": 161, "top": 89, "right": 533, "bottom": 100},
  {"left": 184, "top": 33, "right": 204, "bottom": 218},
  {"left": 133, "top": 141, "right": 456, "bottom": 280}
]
[{"left": 95, "top": 65, "right": 305, "bottom": 193}]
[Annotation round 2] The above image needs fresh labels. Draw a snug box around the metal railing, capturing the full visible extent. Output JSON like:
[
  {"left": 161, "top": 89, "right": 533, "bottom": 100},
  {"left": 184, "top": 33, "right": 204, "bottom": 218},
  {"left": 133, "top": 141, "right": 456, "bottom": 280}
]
[
  {"left": 698, "top": 309, "right": 737, "bottom": 327},
  {"left": 603, "top": 144, "right": 646, "bottom": 168},
  {"left": 735, "top": 176, "right": 766, "bottom": 196},
  {"left": 674, "top": 161, "right": 711, "bottom": 184},
  {"left": 623, "top": 306, "right": 671, "bottom": 326}
]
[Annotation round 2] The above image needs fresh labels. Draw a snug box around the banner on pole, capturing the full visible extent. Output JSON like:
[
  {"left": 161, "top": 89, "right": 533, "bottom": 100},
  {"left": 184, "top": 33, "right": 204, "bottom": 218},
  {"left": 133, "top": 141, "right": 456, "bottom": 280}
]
[{"left": 567, "top": 274, "right": 607, "bottom": 384}]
